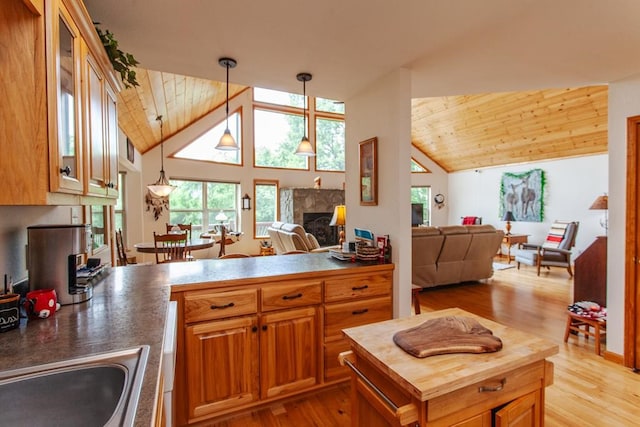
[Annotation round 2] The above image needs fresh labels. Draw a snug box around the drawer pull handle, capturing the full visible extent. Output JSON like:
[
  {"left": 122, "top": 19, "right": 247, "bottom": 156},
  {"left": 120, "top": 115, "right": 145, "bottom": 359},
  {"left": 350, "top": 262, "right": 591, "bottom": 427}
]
[
  {"left": 282, "top": 293, "right": 303, "bottom": 300},
  {"left": 352, "top": 285, "right": 369, "bottom": 291},
  {"left": 479, "top": 378, "right": 506, "bottom": 392},
  {"left": 352, "top": 308, "right": 369, "bottom": 315},
  {"left": 210, "top": 302, "right": 235, "bottom": 310}
]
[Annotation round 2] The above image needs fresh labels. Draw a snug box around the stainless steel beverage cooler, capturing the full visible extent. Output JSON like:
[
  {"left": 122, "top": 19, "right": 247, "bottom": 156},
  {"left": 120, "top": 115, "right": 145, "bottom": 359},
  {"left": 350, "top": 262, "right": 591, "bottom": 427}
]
[{"left": 27, "top": 224, "right": 93, "bottom": 305}]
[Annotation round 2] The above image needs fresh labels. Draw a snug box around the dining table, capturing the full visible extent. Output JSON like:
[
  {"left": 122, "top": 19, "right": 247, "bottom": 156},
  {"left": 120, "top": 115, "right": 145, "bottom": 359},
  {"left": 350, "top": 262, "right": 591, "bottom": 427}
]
[{"left": 134, "top": 238, "right": 215, "bottom": 254}]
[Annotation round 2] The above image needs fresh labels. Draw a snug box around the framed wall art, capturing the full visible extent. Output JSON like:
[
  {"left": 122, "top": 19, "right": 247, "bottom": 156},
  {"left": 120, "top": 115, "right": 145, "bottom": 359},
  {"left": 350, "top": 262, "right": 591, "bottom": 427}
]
[{"left": 359, "top": 137, "right": 378, "bottom": 205}]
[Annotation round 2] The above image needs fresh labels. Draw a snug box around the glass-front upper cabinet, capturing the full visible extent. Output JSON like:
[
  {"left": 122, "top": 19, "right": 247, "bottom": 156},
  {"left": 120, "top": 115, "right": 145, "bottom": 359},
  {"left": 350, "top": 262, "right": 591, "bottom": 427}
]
[{"left": 47, "top": 0, "right": 83, "bottom": 194}]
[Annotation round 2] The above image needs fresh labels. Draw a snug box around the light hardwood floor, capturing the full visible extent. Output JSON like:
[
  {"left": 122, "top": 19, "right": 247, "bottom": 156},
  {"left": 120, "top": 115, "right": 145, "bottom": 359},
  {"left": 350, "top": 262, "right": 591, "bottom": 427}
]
[{"left": 202, "top": 262, "right": 640, "bottom": 427}]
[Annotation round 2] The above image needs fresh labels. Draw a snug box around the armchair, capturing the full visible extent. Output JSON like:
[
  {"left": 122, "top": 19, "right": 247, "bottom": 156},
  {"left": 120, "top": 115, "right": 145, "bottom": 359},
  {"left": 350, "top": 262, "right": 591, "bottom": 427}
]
[{"left": 515, "top": 221, "right": 579, "bottom": 277}]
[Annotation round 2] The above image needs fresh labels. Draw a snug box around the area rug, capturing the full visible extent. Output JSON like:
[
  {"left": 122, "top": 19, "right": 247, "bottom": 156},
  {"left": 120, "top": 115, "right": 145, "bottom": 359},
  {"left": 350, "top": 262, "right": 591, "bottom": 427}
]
[{"left": 493, "top": 262, "right": 515, "bottom": 271}]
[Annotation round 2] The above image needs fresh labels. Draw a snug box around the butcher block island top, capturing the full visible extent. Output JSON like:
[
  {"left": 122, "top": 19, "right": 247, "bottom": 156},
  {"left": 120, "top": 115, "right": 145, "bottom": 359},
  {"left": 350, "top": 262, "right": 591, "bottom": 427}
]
[{"left": 342, "top": 308, "right": 558, "bottom": 426}]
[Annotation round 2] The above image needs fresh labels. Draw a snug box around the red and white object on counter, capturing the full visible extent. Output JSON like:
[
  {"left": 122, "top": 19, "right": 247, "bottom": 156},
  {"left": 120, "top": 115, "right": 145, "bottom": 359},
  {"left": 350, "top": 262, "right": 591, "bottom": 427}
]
[{"left": 25, "top": 289, "right": 60, "bottom": 319}]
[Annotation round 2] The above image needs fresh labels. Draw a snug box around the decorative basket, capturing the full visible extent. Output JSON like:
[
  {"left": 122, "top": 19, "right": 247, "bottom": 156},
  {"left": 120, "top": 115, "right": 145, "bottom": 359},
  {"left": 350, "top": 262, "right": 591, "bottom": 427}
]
[{"left": 356, "top": 242, "right": 380, "bottom": 260}]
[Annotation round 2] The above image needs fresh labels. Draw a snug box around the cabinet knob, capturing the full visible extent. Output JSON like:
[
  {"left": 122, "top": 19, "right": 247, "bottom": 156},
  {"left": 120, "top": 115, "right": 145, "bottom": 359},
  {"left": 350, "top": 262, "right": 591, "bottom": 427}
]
[
  {"left": 252, "top": 326, "right": 258, "bottom": 333},
  {"left": 262, "top": 325, "right": 267, "bottom": 331},
  {"left": 59, "top": 166, "right": 71, "bottom": 176}
]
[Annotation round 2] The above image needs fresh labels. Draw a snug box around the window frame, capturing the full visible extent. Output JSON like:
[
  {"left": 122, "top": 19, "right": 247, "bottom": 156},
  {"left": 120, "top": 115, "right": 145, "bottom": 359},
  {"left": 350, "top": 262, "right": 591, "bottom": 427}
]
[
  {"left": 253, "top": 179, "right": 279, "bottom": 239},
  {"left": 411, "top": 186, "right": 431, "bottom": 226},
  {"left": 170, "top": 106, "right": 244, "bottom": 166},
  {"left": 168, "top": 179, "right": 241, "bottom": 235}
]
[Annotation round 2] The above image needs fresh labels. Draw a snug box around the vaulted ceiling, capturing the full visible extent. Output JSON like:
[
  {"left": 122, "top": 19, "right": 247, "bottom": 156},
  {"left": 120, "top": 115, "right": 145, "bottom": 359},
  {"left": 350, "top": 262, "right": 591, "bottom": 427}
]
[{"left": 87, "top": 1, "right": 631, "bottom": 171}]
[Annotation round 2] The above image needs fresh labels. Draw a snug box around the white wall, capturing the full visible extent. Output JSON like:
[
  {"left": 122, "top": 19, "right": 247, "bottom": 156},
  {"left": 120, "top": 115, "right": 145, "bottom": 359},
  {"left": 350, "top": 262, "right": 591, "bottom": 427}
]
[
  {"left": 346, "top": 69, "right": 412, "bottom": 318},
  {"left": 607, "top": 74, "right": 640, "bottom": 356},
  {"left": 447, "top": 154, "right": 608, "bottom": 255}
]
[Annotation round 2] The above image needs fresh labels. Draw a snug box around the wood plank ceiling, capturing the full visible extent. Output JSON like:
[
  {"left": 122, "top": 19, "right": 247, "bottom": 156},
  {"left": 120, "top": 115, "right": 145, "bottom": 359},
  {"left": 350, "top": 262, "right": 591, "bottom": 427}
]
[
  {"left": 411, "top": 85, "right": 608, "bottom": 172},
  {"left": 118, "top": 68, "right": 608, "bottom": 172},
  {"left": 117, "top": 68, "right": 247, "bottom": 154}
]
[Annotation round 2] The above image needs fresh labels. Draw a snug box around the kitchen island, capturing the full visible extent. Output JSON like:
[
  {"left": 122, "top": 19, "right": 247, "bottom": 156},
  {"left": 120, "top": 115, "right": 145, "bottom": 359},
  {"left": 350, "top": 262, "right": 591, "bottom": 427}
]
[
  {"left": 0, "top": 253, "right": 394, "bottom": 426},
  {"left": 341, "top": 308, "right": 558, "bottom": 427}
]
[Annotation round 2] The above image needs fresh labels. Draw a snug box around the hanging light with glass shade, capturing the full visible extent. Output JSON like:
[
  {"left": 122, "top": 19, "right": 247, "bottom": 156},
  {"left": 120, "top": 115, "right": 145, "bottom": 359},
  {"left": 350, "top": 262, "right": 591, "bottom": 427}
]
[
  {"left": 147, "top": 115, "right": 176, "bottom": 197},
  {"left": 295, "top": 72, "right": 315, "bottom": 156},
  {"left": 216, "top": 57, "right": 239, "bottom": 150}
]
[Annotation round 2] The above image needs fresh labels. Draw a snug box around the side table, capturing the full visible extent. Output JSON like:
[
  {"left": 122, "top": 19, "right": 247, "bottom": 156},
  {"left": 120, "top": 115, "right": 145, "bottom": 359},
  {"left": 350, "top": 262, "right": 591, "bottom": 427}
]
[
  {"left": 501, "top": 234, "right": 528, "bottom": 263},
  {"left": 563, "top": 311, "right": 607, "bottom": 355}
]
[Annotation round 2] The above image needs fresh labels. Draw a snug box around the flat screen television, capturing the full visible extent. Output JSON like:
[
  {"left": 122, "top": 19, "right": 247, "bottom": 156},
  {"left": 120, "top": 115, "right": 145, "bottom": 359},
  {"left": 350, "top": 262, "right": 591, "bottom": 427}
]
[{"left": 411, "top": 203, "right": 424, "bottom": 226}]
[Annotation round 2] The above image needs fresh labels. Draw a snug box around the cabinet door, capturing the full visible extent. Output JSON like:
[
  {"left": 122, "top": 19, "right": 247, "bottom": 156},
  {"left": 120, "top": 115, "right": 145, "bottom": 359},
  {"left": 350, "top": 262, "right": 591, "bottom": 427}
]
[
  {"left": 47, "top": 0, "right": 83, "bottom": 194},
  {"left": 185, "top": 316, "right": 259, "bottom": 421},
  {"left": 494, "top": 390, "right": 541, "bottom": 427},
  {"left": 83, "top": 48, "right": 107, "bottom": 196},
  {"left": 105, "top": 83, "right": 119, "bottom": 197},
  {"left": 260, "top": 306, "right": 319, "bottom": 398},
  {"left": 451, "top": 412, "right": 492, "bottom": 427}
]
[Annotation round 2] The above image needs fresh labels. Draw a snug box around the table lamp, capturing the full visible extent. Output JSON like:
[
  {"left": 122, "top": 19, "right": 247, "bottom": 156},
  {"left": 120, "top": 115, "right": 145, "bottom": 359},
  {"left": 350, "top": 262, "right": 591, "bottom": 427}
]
[
  {"left": 589, "top": 194, "right": 608, "bottom": 235},
  {"left": 330, "top": 205, "right": 347, "bottom": 246},
  {"left": 502, "top": 211, "right": 516, "bottom": 235}
]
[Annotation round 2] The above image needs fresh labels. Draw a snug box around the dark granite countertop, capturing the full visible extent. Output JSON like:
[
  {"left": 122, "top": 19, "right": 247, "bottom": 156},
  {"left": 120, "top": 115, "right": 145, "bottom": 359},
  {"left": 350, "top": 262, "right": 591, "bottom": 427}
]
[{"left": 0, "top": 253, "right": 392, "bottom": 426}]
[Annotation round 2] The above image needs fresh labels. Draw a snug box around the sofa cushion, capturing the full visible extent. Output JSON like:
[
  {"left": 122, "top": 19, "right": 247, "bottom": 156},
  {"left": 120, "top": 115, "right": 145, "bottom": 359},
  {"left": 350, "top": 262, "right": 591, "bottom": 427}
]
[{"left": 412, "top": 226, "right": 442, "bottom": 236}]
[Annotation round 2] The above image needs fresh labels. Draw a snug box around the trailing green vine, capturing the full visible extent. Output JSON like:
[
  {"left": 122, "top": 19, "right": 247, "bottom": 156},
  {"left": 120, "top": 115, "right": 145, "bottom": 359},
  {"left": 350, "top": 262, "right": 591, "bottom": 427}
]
[{"left": 94, "top": 23, "right": 140, "bottom": 89}]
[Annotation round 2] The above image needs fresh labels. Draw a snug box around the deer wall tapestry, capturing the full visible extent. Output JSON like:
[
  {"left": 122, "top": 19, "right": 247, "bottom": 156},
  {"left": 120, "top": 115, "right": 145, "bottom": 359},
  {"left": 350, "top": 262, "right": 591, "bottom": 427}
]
[{"left": 500, "top": 169, "right": 545, "bottom": 222}]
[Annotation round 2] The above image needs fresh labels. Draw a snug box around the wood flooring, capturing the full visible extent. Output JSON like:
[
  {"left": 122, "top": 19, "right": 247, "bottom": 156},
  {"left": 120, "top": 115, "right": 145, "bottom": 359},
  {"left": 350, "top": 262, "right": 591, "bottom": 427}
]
[{"left": 196, "top": 262, "right": 640, "bottom": 427}]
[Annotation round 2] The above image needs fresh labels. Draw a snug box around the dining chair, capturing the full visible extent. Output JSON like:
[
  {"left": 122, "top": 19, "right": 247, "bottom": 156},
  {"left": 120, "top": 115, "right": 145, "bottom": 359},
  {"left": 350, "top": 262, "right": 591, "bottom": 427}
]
[
  {"left": 115, "top": 229, "right": 137, "bottom": 266},
  {"left": 166, "top": 223, "right": 193, "bottom": 240},
  {"left": 219, "top": 253, "right": 251, "bottom": 259},
  {"left": 153, "top": 231, "right": 189, "bottom": 263}
]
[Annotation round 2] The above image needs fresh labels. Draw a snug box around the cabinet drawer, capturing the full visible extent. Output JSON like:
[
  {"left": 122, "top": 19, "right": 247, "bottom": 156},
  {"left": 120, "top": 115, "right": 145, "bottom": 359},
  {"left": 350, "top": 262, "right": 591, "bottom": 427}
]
[
  {"left": 325, "top": 273, "right": 392, "bottom": 303},
  {"left": 184, "top": 288, "right": 258, "bottom": 323},
  {"left": 427, "top": 360, "right": 545, "bottom": 424},
  {"left": 324, "top": 296, "right": 392, "bottom": 341},
  {"left": 261, "top": 280, "right": 322, "bottom": 312},
  {"left": 324, "top": 340, "right": 351, "bottom": 382}
]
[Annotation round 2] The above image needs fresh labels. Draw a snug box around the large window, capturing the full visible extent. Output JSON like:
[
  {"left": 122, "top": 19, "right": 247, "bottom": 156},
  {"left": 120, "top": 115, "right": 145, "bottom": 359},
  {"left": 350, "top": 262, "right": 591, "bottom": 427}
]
[
  {"left": 411, "top": 186, "right": 431, "bottom": 226},
  {"left": 169, "top": 179, "right": 240, "bottom": 234},
  {"left": 254, "top": 108, "right": 307, "bottom": 169},
  {"left": 254, "top": 180, "right": 278, "bottom": 238},
  {"left": 315, "top": 117, "right": 345, "bottom": 171},
  {"left": 254, "top": 88, "right": 344, "bottom": 171},
  {"left": 173, "top": 110, "right": 242, "bottom": 164}
]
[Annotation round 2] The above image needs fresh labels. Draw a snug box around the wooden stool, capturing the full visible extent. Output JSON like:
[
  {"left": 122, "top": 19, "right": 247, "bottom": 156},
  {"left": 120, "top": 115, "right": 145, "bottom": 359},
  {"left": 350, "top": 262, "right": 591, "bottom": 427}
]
[
  {"left": 563, "top": 311, "right": 607, "bottom": 355},
  {"left": 412, "top": 284, "right": 422, "bottom": 315}
]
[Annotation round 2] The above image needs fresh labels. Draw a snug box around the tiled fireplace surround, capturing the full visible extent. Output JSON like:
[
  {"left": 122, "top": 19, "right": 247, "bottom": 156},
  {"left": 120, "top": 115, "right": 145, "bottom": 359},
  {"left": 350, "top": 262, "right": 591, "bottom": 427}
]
[{"left": 280, "top": 188, "right": 345, "bottom": 246}]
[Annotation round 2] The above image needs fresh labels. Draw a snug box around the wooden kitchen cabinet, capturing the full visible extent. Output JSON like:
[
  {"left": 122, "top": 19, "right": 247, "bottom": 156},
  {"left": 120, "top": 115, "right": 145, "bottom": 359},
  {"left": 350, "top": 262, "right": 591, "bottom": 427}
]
[
  {"left": 342, "top": 308, "right": 557, "bottom": 427},
  {"left": 323, "top": 272, "right": 393, "bottom": 381},
  {"left": 172, "top": 263, "right": 395, "bottom": 426},
  {"left": 0, "top": 0, "right": 119, "bottom": 205},
  {"left": 260, "top": 306, "right": 320, "bottom": 398},
  {"left": 83, "top": 46, "right": 119, "bottom": 198},
  {"left": 185, "top": 315, "right": 260, "bottom": 420}
]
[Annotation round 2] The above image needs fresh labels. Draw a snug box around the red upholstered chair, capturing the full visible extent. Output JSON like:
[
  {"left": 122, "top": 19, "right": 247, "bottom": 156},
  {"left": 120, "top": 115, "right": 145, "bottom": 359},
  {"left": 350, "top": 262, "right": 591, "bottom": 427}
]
[{"left": 515, "top": 221, "right": 579, "bottom": 276}]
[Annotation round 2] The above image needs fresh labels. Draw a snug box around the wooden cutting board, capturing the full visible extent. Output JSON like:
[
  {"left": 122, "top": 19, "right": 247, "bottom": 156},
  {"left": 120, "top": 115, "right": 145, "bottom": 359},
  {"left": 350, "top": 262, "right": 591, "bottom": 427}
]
[{"left": 393, "top": 316, "right": 503, "bottom": 358}]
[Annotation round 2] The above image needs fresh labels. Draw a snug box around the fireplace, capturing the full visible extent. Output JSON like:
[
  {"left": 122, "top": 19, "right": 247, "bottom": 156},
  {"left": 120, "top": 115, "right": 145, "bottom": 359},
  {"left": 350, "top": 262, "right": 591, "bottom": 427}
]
[
  {"left": 303, "top": 212, "right": 338, "bottom": 246},
  {"left": 280, "top": 188, "right": 345, "bottom": 246}
]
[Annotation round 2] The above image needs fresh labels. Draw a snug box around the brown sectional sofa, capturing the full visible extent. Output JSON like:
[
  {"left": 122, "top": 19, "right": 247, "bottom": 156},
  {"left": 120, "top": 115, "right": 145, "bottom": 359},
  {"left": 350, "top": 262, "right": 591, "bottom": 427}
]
[{"left": 412, "top": 224, "right": 504, "bottom": 288}]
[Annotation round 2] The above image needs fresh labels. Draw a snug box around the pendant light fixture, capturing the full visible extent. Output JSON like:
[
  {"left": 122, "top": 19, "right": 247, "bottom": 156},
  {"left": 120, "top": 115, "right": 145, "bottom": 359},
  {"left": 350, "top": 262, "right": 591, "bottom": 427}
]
[
  {"left": 216, "top": 57, "right": 239, "bottom": 151},
  {"left": 295, "top": 72, "right": 315, "bottom": 156},
  {"left": 147, "top": 115, "right": 176, "bottom": 197}
]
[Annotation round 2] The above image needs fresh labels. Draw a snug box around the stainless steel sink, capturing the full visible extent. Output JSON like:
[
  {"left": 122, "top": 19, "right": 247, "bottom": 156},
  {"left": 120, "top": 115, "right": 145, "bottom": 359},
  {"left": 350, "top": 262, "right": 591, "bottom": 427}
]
[{"left": 0, "top": 345, "right": 149, "bottom": 427}]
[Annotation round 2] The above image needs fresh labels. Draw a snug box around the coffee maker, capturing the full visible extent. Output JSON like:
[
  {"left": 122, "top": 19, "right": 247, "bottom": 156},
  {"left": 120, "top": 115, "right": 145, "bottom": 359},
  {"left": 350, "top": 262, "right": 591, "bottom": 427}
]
[{"left": 27, "top": 224, "right": 93, "bottom": 305}]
